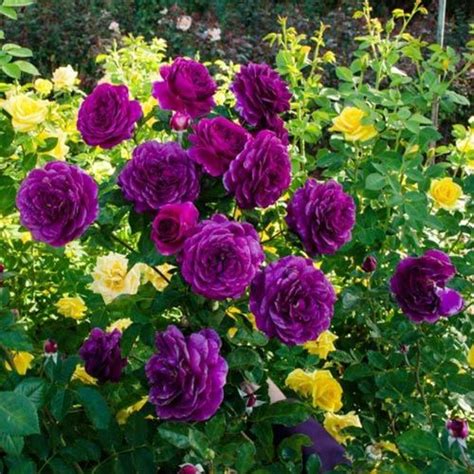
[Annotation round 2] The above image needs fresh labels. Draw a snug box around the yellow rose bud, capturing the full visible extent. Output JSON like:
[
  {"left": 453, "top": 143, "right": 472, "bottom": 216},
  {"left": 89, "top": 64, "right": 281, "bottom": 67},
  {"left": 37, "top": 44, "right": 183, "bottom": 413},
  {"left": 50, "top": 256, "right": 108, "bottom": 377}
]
[
  {"left": 5, "top": 351, "right": 34, "bottom": 375},
  {"left": 429, "top": 177, "right": 462, "bottom": 210},
  {"left": 2, "top": 94, "right": 49, "bottom": 132},
  {"left": 107, "top": 318, "right": 133, "bottom": 333},
  {"left": 34, "top": 78, "right": 53, "bottom": 96},
  {"left": 285, "top": 369, "right": 314, "bottom": 398},
  {"left": 329, "top": 107, "right": 377, "bottom": 142},
  {"left": 303, "top": 331, "right": 338, "bottom": 359},
  {"left": 468, "top": 345, "right": 474, "bottom": 368},
  {"left": 56, "top": 296, "right": 87, "bottom": 320},
  {"left": 323, "top": 411, "right": 362, "bottom": 444},
  {"left": 72, "top": 365, "right": 97, "bottom": 385},
  {"left": 311, "top": 370, "right": 343, "bottom": 412},
  {"left": 52, "top": 65, "right": 78, "bottom": 91}
]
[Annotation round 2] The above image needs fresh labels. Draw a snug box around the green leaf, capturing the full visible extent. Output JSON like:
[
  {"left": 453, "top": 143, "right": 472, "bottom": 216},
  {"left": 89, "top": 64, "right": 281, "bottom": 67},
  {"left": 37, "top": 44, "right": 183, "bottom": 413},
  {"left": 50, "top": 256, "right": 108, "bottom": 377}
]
[
  {"left": 344, "top": 363, "right": 373, "bottom": 381},
  {"left": 14, "top": 60, "right": 39, "bottom": 75},
  {"left": 397, "top": 429, "right": 442, "bottom": 459},
  {"left": 14, "top": 378, "right": 46, "bottom": 408},
  {"left": 251, "top": 400, "right": 310, "bottom": 426},
  {"left": 76, "top": 388, "right": 111, "bottom": 431},
  {"left": 2, "top": 0, "right": 35, "bottom": 6},
  {"left": 0, "top": 6, "right": 17, "bottom": 19},
  {"left": 235, "top": 440, "right": 256, "bottom": 473},
  {"left": 278, "top": 433, "right": 311, "bottom": 463},
  {"left": 50, "top": 389, "right": 72, "bottom": 421},
  {"left": 365, "top": 173, "right": 387, "bottom": 191},
  {"left": 335, "top": 66, "right": 353, "bottom": 82},
  {"left": 2, "top": 63, "right": 21, "bottom": 79},
  {"left": 0, "top": 433, "right": 24, "bottom": 455},
  {"left": 157, "top": 422, "right": 190, "bottom": 449},
  {"left": 227, "top": 347, "right": 262, "bottom": 369},
  {"left": 446, "top": 374, "right": 474, "bottom": 394},
  {"left": 0, "top": 392, "right": 39, "bottom": 436}
]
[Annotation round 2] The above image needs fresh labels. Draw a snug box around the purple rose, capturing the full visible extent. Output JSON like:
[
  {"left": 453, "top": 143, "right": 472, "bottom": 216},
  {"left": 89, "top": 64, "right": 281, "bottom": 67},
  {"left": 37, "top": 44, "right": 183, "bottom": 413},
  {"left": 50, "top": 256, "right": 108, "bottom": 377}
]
[
  {"left": 77, "top": 83, "right": 142, "bottom": 149},
  {"left": 231, "top": 63, "right": 291, "bottom": 127},
  {"left": 170, "top": 111, "right": 191, "bottom": 131},
  {"left": 189, "top": 117, "right": 249, "bottom": 177},
  {"left": 118, "top": 141, "right": 200, "bottom": 213},
  {"left": 286, "top": 179, "right": 356, "bottom": 256},
  {"left": 180, "top": 214, "right": 264, "bottom": 300},
  {"left": 250, "top": 256, "right": 336, "bottom": 345},
  {"left": 151, "top": 201, "right": 199, "bottom": 255},
  {"left": 223, "top": 130, "right": 291, "bottom": 209},
  {"left": 252, "top": 114, "right": 289, "bottom": 146},
  {"left": 152, "top": 57, "right": 217, "bottom": 119},
  {"left": 79, "top": 328, "right": 127, "bottom": 384},
  {"left": 390, "top": 250, "right": 464, "bottom": 323},
  {"left": 146, "top": 325, "right": 228, "bottom": 422},
  {"left": 447, "top": 419, "right": 469, "bottom": 439},
  {"left": 16, "top": 161, "right": 99, "bottom": 247}
]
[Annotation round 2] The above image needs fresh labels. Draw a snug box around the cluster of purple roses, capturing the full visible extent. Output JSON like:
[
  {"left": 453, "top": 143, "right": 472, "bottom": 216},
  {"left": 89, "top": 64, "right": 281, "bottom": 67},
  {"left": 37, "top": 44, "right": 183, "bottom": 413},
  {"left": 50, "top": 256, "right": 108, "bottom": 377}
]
[{"left": 15, "top": 57, "right": 464, "bottom": 423}]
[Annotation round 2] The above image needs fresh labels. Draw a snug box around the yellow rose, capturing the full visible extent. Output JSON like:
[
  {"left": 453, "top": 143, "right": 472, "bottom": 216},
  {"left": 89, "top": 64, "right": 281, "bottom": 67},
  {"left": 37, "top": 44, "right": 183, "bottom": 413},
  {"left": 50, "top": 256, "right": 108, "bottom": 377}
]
[
  {"left": 138, "top": 262, "right": 173, "bottom": 291},
  {"left": 323, "top": 411, "right": 362, "bottom": 444},
  {"left": 34, "top": 78, "right": 53, "bottom": 96},
  {"left": 141, "top": 96, "right": 157, "bottom": 126},
  {"left": 107, "top": 318, "right": 133, "bottom": 333},
  {"left": 429, "top": 177, "right": 462, "bottom": 210},
  {"left": 311, "top": 370, "right": 343, "bottom": 412},
  {"left": 20, "top": 232, "right": 32, "bottom": 244},
  {"left": 91, "top": 253, "right": 141, "bottom": 304},
  {"left": 72, "top": 365, "right": 97, "bottom": 385},
  {"left": 2, "top": 94, "right": 49, "bottom": 132},
  {"left": 456, "top": 129, "right": 474, "bottom": 153},
  {"left": 38, "top": 130, "right": 70, "bottom": 161},
  {"left": 116, "top": 397, "right": 148, "bottom": 425},
  {"left": 52, "top": 65, "right": 78, "bottom": 91},
  {"left": 5, "top": 351, "right": 34, "bottom": 375},
  {"left": 468, "top": 345, "right": 474, "bottom": 368},
  {"left": 329, "top": 106, "right": 377, "bottom": 142},
  {"left": 285, "top": 369, "right": 314, "bottom": 398},
  {"left": 56, "top": 296, "right": 87, "bottom": 320},
  {"left": 303, "top": 331, "right": 338, "bottom": 359}
]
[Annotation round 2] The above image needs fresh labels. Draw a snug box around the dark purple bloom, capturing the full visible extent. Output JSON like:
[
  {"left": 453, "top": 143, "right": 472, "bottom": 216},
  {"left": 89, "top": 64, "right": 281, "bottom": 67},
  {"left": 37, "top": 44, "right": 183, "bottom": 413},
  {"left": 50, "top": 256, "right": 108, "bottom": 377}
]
[
  {"left": 16, "top": 161, "right": 99, "bottom": 247},
  {"left": 250, "top": 256, "right": 336, "bottom": 345},
  {"left": 152, "top": 57, "right": 217, "bottom": 119},
  {"left": 189, "top": 117, "right": 249, "bottom": 177},
  {"left": 77, "top": 83, "right": 142, "bottom": 149},
  {"left": 79, "top": 328, "right": 127, "bottom": 383},
  {"left": 180, "top": 214, "right": 264, "bottom": 300},
  {"left": 178, "top": 465, "right": 202, "bottom": 474},
  {"left": 118, "top": 141, "right": 200, "bottom": 213},
  {"left": 361, "top": 256, "right": 377, "bottom": 273},
  {"left": 145, "top": 325, "right": 228, "bottom": 422},
  {"left": 223, "top": 130, "right": 291, "bottom": 209},
  {"left": 43, "top": 339, "right": 58, "bottom": 354},
  {"left": 231, "top": 63, "right": 291, "bottom": 127},
  {"left": 447, "top": 419, "right": 469, "bottom": 439},
  {"left": 79, "top": 328, "right": 127, "bottom": 384},
  {"left": 170, "top": 111, "right": 191, "bottom": 131},
  {"left": 390, "top": 250, "right": 464, "bottom": 323},
  {"left": 151, "top": 201, "right": 199, "bottom": 255},
  {"left": 286, "top": 179, "right": 356, "bottom": 256}
]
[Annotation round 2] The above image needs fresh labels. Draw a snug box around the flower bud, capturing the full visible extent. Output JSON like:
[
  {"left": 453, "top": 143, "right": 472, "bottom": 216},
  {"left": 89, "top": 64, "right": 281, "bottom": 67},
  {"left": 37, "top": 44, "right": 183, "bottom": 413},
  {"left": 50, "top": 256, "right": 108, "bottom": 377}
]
[
  {"left": 44, "top": 339, "right": 58, "bottom": 354},
  {"left": 170, "top": 111, "right": 191, "bottom": 131},
  {"left": 0, "top": 263, "right": 4, "bottom": 287},
  {"left": 447, "top": 418, "right": 469, "bottom": 440},
  {"left": 361, "top": 255, "right": 377, "bottom": 273},
  {"left": 178, "top": 464, "right": 204, "bottom": 474}
]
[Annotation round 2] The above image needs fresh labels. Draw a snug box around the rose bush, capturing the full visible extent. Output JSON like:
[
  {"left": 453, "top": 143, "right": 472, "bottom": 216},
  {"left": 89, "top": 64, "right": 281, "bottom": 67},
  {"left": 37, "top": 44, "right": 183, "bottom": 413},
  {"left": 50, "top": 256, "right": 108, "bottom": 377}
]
[{"left": 0, "top": 1, "right": 473, "bottom": 473}]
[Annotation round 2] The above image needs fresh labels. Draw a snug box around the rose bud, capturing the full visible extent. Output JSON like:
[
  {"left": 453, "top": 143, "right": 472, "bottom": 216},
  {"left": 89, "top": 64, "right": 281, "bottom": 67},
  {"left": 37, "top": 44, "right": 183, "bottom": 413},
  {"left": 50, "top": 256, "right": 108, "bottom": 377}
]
[
  {"left": 151, "top": 202, "right": 199, "bottom": 256},
  {"left": 178, "top": 464, "right": 204, "bottom": 474},
  {"left": 361, "top": 255, "right": 377, "bottom": 273},
  {"left": 44, "top": 339, "right": 58, "bottom": 354},
  {"left": 447, "top": 418, "right": 469, "bottom": 440},
  {"left": 170, "top": 111, "right": 191, "bottom": 132},
  {"left": 0, "top": 263, "right": 4, "bottom": 287}
]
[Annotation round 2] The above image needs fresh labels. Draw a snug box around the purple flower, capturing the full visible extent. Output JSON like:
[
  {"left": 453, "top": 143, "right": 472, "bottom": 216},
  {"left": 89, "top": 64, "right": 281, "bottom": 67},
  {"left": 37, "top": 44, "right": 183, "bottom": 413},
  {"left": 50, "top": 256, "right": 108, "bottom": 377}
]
[
  {"left": 43, "top": 339, "right": 58, "bottom": 354},
  {"left": 16, "top": 161, "right": 99, "bottom": 247},
  {"left": 447, "top": 419, "right": 469, "bottom": 440},
  {"left": 180, "top": 214, "right": 264, "bottom": 300},
  {"left": 286, "top": 179, "right": 356, "bottom": 255},
  {"left": 170, "top": 111, "right": 191, "bottom": 131},
  {"left": 390, "top": 250, "right": 464, "bottom": 323},
  {"left": 79, "top": 328, "right": 127, "bottom": 384},
  {"left": 189, "top": 117, "right": 249, "bottom": 177},
  {"left": 146, "top": 325, "right": 228, "bottom": 422},
  {"left": 231, "top": 63, "right": 291, "bottom": 127},
  {"left": 361, "top": 256, "right": 377, "bottom": 273},
  {"left": 249, "top": 256, "right": 336, "bottom": 345},
  {"left": 118, "top": 141, "right": 200, "bottom": 213},
  {"left": 77, "top": 83, "right": 142, "bottom": 149},
  {"left": 152, "top": 57, "right": 217, "bottom": 119},
  {"left": 151, "top": 201, "right": 199, "bottom": 255},
  {"left": 223, "top": 130, "right": 291, "bottom": 209}
]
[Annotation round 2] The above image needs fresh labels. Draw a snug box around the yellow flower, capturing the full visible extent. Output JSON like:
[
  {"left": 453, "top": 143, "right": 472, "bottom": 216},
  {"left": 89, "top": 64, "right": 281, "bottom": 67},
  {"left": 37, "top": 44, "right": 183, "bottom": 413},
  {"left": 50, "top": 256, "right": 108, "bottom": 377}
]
[
  {"left": 377, "top": 441, "right": 399, "bottom": 455},
  {"left": 20, "top": 232, "right": 32, "bottom": 244},
  {"left": 429, "top": 177, "right": 462, "bottom": 210},
  {"left": 5, "top": 352, "right": 34, "bottom": 375},
  {"left": 2, "top": 94, "right": 49, "bottom": 132},
  {"left": 323, "top": 411, "right": 362, "bottom": 444},
  {"left": 141, "top": 96, "right": 157, "bottom": 126},
  {"left": 138, "top": 262, "right": 173, "bottom": 291},
  {"left": 329, "top": 106, "right": 377, "bottom": 142},
  {"left": 72, "top": 365, "right": 97, "bottom": 385},
  {"left": 311, "top": 370, "right": 343, "bottom": 412},
  {"left": 456, "top": 128, "right": 474, "bottom": 155},
  {"left": 52, "top": 65, "right": 78, "bottom": 91},
  {"left": 56, "top": 296, "right": 87, "bottom": 320},
  {"left": 38, "top": 130, "right": 70, "bottom": 161},
  {"left": 322, "top": 51, "right": 336, "bottom": 64},
  {"left": 116, "top": 397, "right": 148, "bottom": 425},
  {"left": 285, "top": 369, "right": 315, "bottom": 398},
  {"left": 303, "top": 331, "right": 338, "bottom": 359},
  {"left": 107, "top": 318, "right": 133, "bottom": 333},
  {"left": 34, "top": 78, "right": 53, "bottom": 96},
  {"left": 468, "top": 345, "right": 474, "bottom": 368},
  {"left": 91, "top": 253, "right": 141, "bottom": 304}
]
